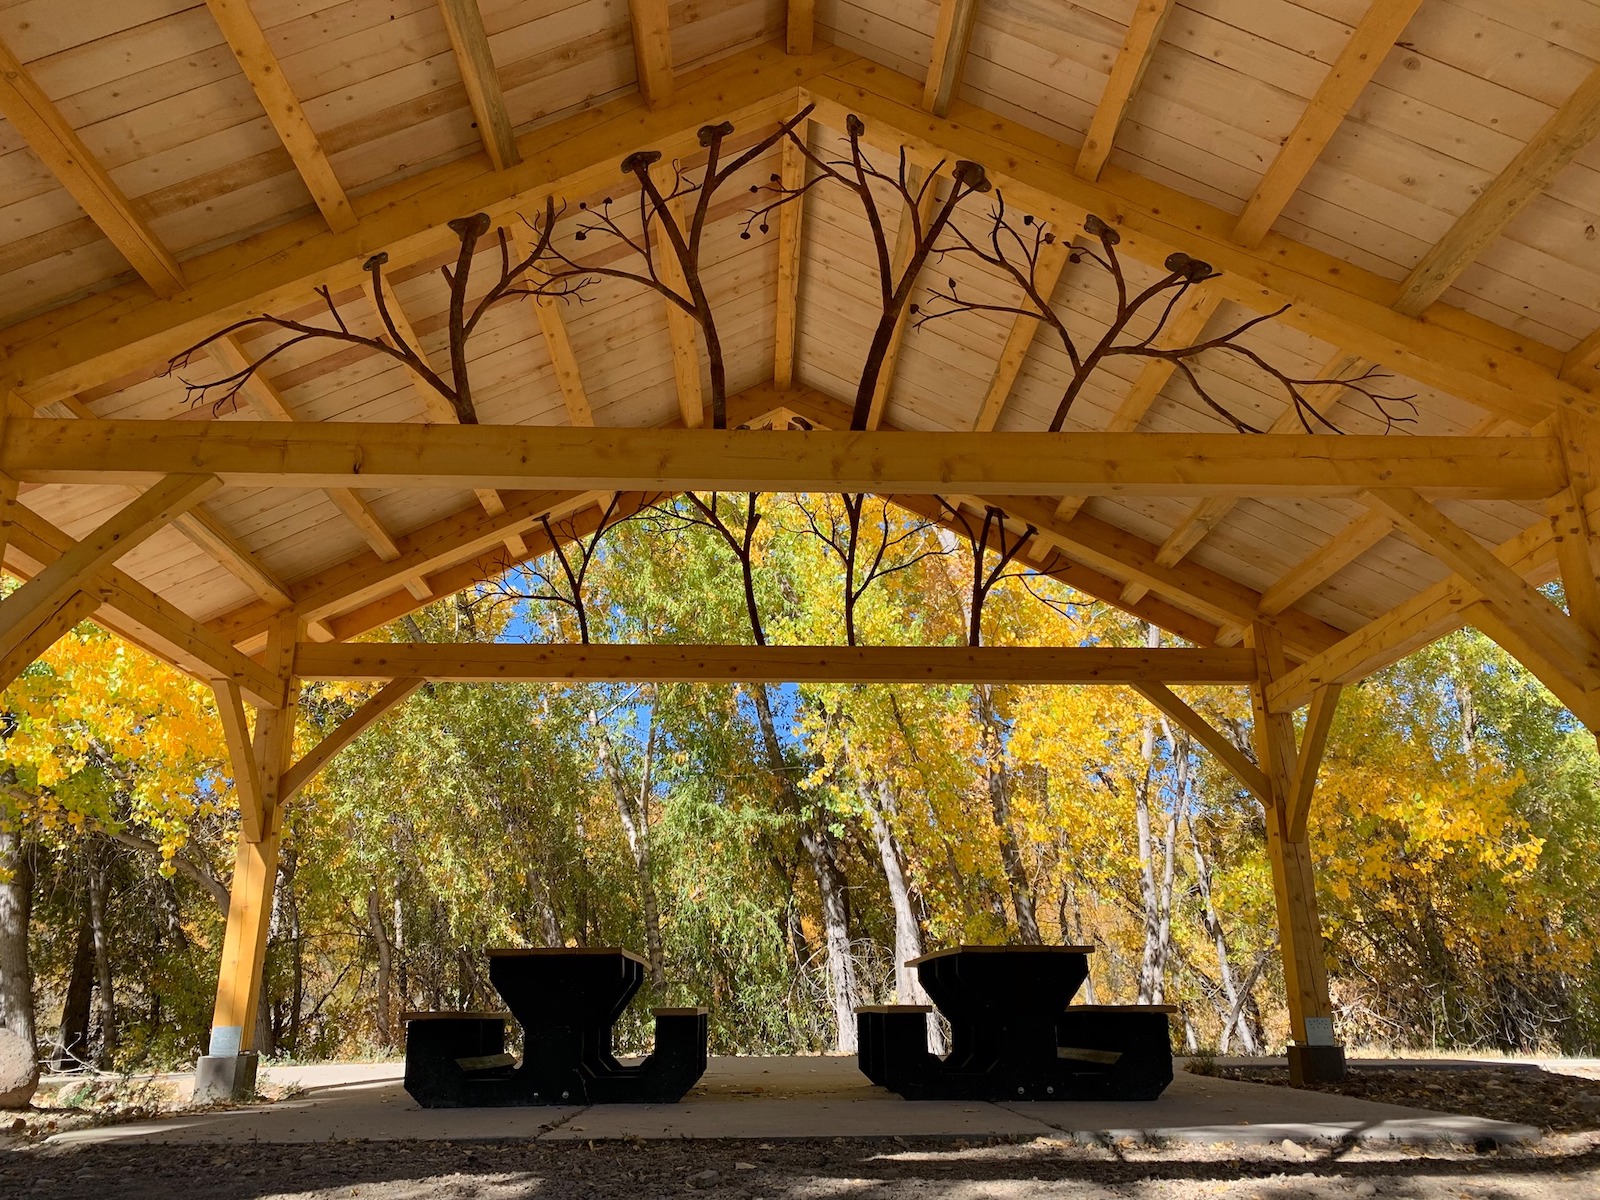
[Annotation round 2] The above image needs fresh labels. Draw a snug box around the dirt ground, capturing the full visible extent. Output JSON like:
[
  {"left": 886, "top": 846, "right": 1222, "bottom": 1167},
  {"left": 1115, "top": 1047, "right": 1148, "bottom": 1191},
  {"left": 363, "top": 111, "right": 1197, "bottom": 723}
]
[{"left": 6, "top": 1132, "right": 1600, "bottom": 1199}]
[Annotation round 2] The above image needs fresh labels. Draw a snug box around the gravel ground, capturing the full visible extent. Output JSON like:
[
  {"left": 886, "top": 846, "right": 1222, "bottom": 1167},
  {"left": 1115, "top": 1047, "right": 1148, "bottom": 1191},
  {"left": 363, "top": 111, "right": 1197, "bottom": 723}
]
[
  {"left": 1208, "top": 1063, "right": 1600, "bottom": 1134},
  {"left": 6, "top": 1132, "right": 1600, "bottom": 1199}
]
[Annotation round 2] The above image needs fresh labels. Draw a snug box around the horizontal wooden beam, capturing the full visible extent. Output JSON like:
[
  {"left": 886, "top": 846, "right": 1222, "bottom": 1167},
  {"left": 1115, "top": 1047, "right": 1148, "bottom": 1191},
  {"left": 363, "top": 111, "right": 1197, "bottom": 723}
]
[
  {"left": 293, "top": 642, "right": 1262, "bottom": 685},
  {"left": 2, "top": 422, "right": 1563, "bottom": 499}
]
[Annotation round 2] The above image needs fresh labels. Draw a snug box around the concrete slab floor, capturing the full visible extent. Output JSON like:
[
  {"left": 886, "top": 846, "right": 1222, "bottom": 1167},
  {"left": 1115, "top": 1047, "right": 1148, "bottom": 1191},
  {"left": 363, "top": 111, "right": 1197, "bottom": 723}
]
[{"left": 46, "top": 1057, "right": 1539, "bottom": 1148}]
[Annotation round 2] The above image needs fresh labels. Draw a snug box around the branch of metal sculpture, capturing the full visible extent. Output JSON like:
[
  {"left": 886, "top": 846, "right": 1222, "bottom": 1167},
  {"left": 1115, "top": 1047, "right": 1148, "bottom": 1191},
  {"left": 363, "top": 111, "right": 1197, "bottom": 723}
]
[
  {"left": 914, "top": 202, "right": 1417, "bottom": 433},
  {"left": 483, "top": 494, "right": 634, "bottom": 643}
]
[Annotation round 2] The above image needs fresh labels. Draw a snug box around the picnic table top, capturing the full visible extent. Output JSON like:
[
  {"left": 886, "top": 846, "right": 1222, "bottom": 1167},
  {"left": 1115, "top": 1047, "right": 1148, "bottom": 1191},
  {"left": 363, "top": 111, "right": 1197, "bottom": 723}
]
[
  {"left": 487, "top": 947, "right": 648, "bottom": 964},
  {"left": 906, "top": 945, "right": 1095, "bottom": 966}
]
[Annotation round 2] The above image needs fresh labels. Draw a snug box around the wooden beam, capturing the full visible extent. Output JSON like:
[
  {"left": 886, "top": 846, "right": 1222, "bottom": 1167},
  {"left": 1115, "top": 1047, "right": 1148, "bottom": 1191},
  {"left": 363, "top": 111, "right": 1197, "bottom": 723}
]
[
  {"left": 171, "top": 505, "right": 292, "bottom": 609},
  {"left": 972, "top": 236, "right": 1071, "bottom": 431},
  {"left": 923, "top": 0, "right": 980, "bottom": 118},
  {"left": 1130, "top": 681, "right": 1270, "bottom": 804},
  {"left": 774, "top": 121, "right": 810, "bottom": 391},
  {"left": 1470, "top": 603, "right": 1600, "bottom": 730},
  {"left": 0, "top": 589, "right": 99, "bottom": 694},
  {"left": 295, "top": 642, "right": 1261, "bottom": 685},
  {"left": 1233, "top": 0, "right": 1424, "bottom": 247},
  {"left": 1286, "top": 683, "right": 1341, "bottom": 840},
  {"left": 628, "top": 0, "right": 674, "bottom": 109},
  {"left": 0, "top": 475, "right": 220, "bottom": 669},
  {"left": 0, "top": 472, "right": 16, "bottom": 578},
  {"left": 0, "top": 36, "right": 184, "bottom": 296},
  {"left": 4, "top": 505, "right": 282, "bottom": 706},
  {"left": 1552, "top": 409, "right": 1600, "bottom": 643},
  {"left": 280, "top": 677, "right": 424, "bottom": 802},
  {"left": 787, "top": 0, "right": 815, "bottom": 56},
  {"left": 6, "top": 421, "right": 1563, "bottom": 499},
  {"left": 211, "top": 681, "right": 264, "bottom": 842},
  {"left": 1364, "top": 487, "right": 1600, "bottom": 686},
  {"left": 1561, "top": 324, "right": 1600, "bottom": 385},
  {"left": 204, "top": 0, "right": 356, "bottom": 232},
  {"left": 1075, "top": 0, "right": 1175, "bottom": 182},
  {"left": 1395, "top": 61, "right": 1600, "bottom": 317},
  {"left": 865, "top": 169, "right": 941, "bottom": 429},
  {"left": 437, "top": 0, "right": 520, "bottom": 171}
]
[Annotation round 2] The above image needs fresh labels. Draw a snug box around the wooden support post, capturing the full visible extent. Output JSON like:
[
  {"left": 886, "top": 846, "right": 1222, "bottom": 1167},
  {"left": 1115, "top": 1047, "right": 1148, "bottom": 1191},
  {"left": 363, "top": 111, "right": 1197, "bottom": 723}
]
[
  {"left": 1249, "top": 623, "right": 1344, "bottom": 1084},
  {"left": 196, "top": 617, "right": 298, "bottom": 1103}
]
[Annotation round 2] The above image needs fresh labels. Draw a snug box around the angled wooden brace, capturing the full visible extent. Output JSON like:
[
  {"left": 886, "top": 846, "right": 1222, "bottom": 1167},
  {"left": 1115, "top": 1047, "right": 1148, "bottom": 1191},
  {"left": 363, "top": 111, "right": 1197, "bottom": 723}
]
[
  {"left": 279, "top": 676, "right": 424, "bottom": 803},
  {"left": 0, "top": 589, "right": 101, "bottom": 693},
  {"left": 1129, "top": 680, "right": 1269, "bottom": 805}
]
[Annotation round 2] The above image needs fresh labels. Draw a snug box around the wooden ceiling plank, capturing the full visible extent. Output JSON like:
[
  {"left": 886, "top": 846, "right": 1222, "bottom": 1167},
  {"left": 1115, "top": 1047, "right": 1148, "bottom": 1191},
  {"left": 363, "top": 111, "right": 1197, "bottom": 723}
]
[
  {"left": 295, "top": 641, "right": 1261, "bottom": 685},
  {"left": 204, "top": 0, "right": 357, "bottom": 232},
  {"left": 787, "top": 0, "right": 815, "bottom": 55},
  {"left": 1075, "top": 0, "right": 1177, "bottom": 183},
  {"left": 437, "top": 0, "right": 520, "bottom": 171},
  {"left": 0, "top": 37, "right": 185, "bottom": 297},
  {"left": 923, "top": 0, "right": 980, "bottom": 118},
  {"left": 972, "top": 237, "right": 1072, "bottom": 432},
  {"left": 628, "top": 0, "right": 674, "bottom": 109},
  {"left": 774, "top": 120, "right": 810, "bottom": 391},
  {"left": 1233, "top": 0, "right": 1426, "bottom": 248},
  {"left": 1364, "top": 485, "right": 1600, "bottom": 679},
  {"left": 1395, "top": 60, "right": 1600, "bottom": 317},
  {"left": 5, "top": 421, "right": 1566, "bottom": 500}
]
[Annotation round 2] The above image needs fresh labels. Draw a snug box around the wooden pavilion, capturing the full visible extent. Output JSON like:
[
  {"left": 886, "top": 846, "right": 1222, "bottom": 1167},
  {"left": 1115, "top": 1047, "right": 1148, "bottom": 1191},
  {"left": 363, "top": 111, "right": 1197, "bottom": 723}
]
[{"left": 1, "top": 0, "right": 1599, "bottom": 1098}]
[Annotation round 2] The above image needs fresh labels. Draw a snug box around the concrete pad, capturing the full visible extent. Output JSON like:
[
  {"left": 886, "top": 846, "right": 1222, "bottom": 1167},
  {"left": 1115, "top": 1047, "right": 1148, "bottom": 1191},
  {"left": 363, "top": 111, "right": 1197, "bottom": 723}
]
[{"left": 48, "top": 1056, "right": 1539, "bottom": 1148}]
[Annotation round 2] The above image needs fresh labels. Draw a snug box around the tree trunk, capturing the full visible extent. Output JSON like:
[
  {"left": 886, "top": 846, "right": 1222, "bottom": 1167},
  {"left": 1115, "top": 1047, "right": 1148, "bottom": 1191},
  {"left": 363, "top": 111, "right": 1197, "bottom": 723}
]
[
  {"left": 862, "top": 774, "right": 947, "bottom": 1054},
  {"left": 86, "top": 841, "right": 117, "bottom": 1066},
  {"left": 977, "top": 684, "right": 1041, "bottom": 943},
  {"left": 749, "top": 684, "right": 859, "bottom": 1052},
  {"left": 1134, "top": 712, "right": 1162, "bottom": 1005},
  {"left": 368, "top": 885, "right": 395, "bottom": 1050},
  {"left": 1186, "top": 808, "right": 1257, "bottom": 1054},
  {"left": 0, "top": 827, "right": 36, "bottom": 1048},
  {"left": 591, "top": 706, "right": 666, "bottom": 985},
  {"left": 51, "top": 902, "right": 94, "bottom": 1070}
]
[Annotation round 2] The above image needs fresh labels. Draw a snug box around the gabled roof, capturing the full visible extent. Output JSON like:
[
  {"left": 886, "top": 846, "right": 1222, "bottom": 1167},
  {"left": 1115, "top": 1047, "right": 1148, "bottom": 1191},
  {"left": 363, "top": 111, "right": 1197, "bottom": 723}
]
[{"left": 1, "top": 1, "right": 1596, "bottom": 724}]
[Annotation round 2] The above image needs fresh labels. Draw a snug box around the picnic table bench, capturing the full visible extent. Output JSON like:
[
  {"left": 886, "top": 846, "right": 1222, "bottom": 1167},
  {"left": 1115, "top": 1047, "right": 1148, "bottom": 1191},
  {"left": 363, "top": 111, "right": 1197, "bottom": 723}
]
[
  {"left": 403, "top": 948, "right": 707, "bottom": 1107},
  {"left": 856, "top": 946, "right": 1174, "bottom": 1101}
]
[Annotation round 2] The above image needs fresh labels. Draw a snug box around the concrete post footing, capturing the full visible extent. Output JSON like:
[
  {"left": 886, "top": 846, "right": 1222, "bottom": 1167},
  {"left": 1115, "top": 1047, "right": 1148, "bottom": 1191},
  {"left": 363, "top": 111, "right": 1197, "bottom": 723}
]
[
  {"left": 1288, "top": 1044, "right": 1347, "bottom": 1085},
  {"left": 194, "top": 1051, "right": 259, "bottom": 1103}
]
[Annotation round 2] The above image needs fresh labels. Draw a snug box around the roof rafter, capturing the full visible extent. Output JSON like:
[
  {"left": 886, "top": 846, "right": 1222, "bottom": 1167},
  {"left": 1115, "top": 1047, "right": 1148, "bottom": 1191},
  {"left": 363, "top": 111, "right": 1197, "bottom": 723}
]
[
  {"left": 1075, "top": 0, "right": 1176, "bottom": 182},
  {"left": 774, "top": 116, "right": 810, "bottom": 390},
  {"left": 787, "top": 0, "right": 815, "bottom": 55},
  {"left": 204, "top": 0, "right": 357, "bottom": 232},
  {"left": 923, "top": 0, "right": 980, "bottom": 118},
  {"left": 0, "top": 36, "right": 184, "bottom": 296},
  {"left": 1395, "top": 59, "right": 1600, "bottom": 318},
  {"left": 628, "top": 0, "right": 674, "bottom": 109},
  {"left": 437, "top": 0, "right": 520, "bottom": 171},
  {"left": 1232, "top": 0, "right": 1425, "bottom": 248}
]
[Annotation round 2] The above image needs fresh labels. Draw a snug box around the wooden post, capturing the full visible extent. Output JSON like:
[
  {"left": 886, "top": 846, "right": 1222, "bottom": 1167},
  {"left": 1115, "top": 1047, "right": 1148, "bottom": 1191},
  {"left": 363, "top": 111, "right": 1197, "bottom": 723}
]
[
  {"left": 1249, "top": 623, "right": 1345, "bottom": 1084},
  {"left": 195, "top": 614, "right": 298, "bottom": 1102}
]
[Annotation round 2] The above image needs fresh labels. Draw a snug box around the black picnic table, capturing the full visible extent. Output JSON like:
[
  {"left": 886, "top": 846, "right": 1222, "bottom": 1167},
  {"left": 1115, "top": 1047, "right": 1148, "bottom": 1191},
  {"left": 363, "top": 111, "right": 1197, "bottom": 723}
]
[
  {"left": 857, "top": 945, "right": 1173, "bottom": 1101},
  {"left": 403, "top": 948, "right": 707, "bottom": 1108}
]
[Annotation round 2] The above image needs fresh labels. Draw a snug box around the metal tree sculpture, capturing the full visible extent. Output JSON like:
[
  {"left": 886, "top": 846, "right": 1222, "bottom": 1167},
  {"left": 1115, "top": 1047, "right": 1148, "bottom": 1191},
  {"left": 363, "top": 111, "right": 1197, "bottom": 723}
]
[
  {"left": 745, "top": 117, "right": 994, "bottom": 429},
  {"left": 913, "top": 199, "right": 1417, "bottom": 433},
  {"left": 483, "top": 493, "right": 637, "bottom": 644},
  {"left": 167, "top": 213, "right": 577, "bottom": 424}
]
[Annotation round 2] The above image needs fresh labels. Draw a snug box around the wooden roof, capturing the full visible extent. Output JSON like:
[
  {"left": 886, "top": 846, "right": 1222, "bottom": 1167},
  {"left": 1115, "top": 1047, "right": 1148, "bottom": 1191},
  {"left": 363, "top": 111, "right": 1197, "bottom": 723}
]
[{"left": 2, "top": 1, "right": 1598, "bottom": 724}]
